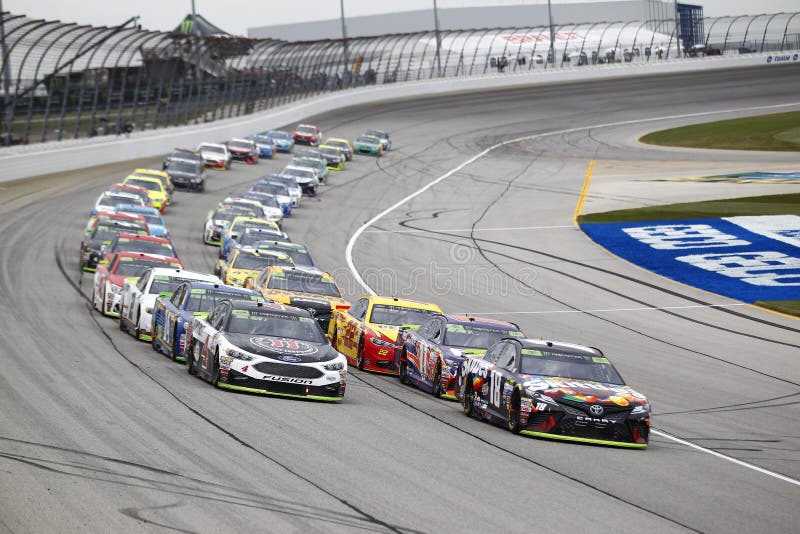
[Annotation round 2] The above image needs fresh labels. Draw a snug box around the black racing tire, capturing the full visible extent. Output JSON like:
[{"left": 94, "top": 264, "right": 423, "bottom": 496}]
[
  {"left": 507, "top": 390, "right": 522, "bottom": 434},
  {"left": 212, "top": 350, "right": 221, "bottom": 387},
  {"left": 187, "top": 340, "right": 198, "bottom": 375},
  {"left": 101, "top": 287, "right": 108, "bottom": 316},
  {"left": 119, "top": 311, "right": 126, "bottom": 332},
  {"left": 356, "top": 339, "right": 365, "bottom": 371},
  {"left": 170, "top": 324, "right": 180, "bottom": 361},
  {"left": 398, "top": 353, "right": 410, "bottom": 385},
  {"left": 431, "top": 361, "right": 443, "bottom": 398},
  {"left": 462, "top": 374, "right": 476, "bottom": 417}
]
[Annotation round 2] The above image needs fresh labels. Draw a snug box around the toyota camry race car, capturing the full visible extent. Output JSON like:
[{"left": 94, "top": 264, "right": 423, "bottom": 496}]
[
  {"left": 152, "top": 282, "right": 264, "bottom": 361},
  {"left": 91, "top": 191, "right": 146, "bottom": 216},
  {"left": 186, "top": 300, "right": 347, "bottom": 401},
  {"left": 197, "top": 142, "right": 232, "bottom": 170},
  {"left": 396, "top": 315, "right": 524, "bottom": 399},
  {"left": 244, "top": 240, "right": 312, "bottom": 267},
  {"left": 119, "top": 268, "right": 219, "bottom": 341},
  {"left": 245, "top": 266, "right": 349, "bottom": 332},
  {"left": 164, "top": 158, "right": 206, "bottom": 192},
  {"left": 291, "top": 124, "right": 321, "bottom": 146},
  {"left": 456, "top": 338, "right": 650, "bottom": 448},
  {"left": 328, "top": 295, "right": 442, "bottom": 374},
  {"left": 92, "top": 252, "right": 182, "bottom": 317}
]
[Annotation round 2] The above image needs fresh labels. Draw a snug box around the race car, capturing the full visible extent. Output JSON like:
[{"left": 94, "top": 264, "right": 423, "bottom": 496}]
[
  {"left": 239, "top": 192, "right": 285, "bottom": 224},
  {"left": 364, "top": 129, "right": 391, "bottom": 151},
  {"left": 128, "top": 168, "right": 174, "bottom": 199},
  {"left": 84, "top": 210, "right": 147, "bottom": 240},
  {"left": 395, "top": 315, "right": 524, "bottom": 399},
  {"left": 197, "top": 142, "right": 232, "bottom": 170},
  {"left": 164, "top": 158, "right": 205, "bottom": 192},
  {"left": 116, "top": 205, "right": 169, "bottom": 238},
  {"left": 186, "top": 299, "right": 347, "bottom": 401},
  {"left": 223, "top": 228, "right": 293, "bottom": 259},
  {"left": 81, "top": 219, "right": 149, "bottom": 271},
  {"left": 322, "top": 138, "right": 353, "bottom": 161},
  {"left": 245, "top": 266, "right": 349, "bottom": 332},
  {"left": 291, "top": 124, "right": 321, "bottom": 146},
  {"left": 91, "top": 190, "right": 145, "bottom": 216},
  {"left": 317, "top": 145, "right": 346, "bottom": 170},
  {"left": 291, "top": 156, "right": 329, "bottom": 184},
  {"left": 92, "top": 251, "right": 182, "bottom": 317},
  {"left": 354, "top": 134, "right": 383, "bottom": 157},
  {"left": 265, "top": 130, "right": 294, "bottom": 152},
  {"left": 163, "top": 148, "right": 202, "bottom": 170},
  {"left": 203, "top": 206, "right": 257, "bottom": 246},
  {"left": 119, "top": 267, "right": 219, "bottom": 341},
  {"left": 263, "top": 174, "right": 302, "bottom": 207},
  {"left": 280, "top": 166, "right": 318, "bottom": 196},
  {"left": 249, "top": 133, "right": 275, "bottom": 158},
  {"left": 218, "top": 196, "right": 270, "bottom": 220},
  {"left": 245, "top": 240, "right": 313, "bottom": 267},
  {"left": 250, "top": 180, "right": 295, "bottom": 214},
  {"left": 328, "top": 295, "right": 442, "bottom": 374},
  {"left": 455, "top": 338, "right": 650, "bottom": 448},
  {"left": 104, "top": 233, "right": 178, "bottom": 259},
  {"left": 215, "top": 248, "right": 294, "bottom": 287},
  {"left": 106, "top": 183, "right": 152, "bottom": 209},
  {"left": 220, "top": 216, "right": 282, "bottom": 259},
  {"left": 122, "top": 174, "right": 169, "bottom": 214},
  {"left": 152, "top": 281, "right": 264, "bottom": 361},
  {"left": 228, "top": 138, "right": 260, "bottom": 164}
]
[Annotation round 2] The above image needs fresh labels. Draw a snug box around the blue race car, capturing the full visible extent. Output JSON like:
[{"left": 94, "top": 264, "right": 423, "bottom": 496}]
[
  {"left": 266, "top": 130, "right": 294, "bottom": 153},
  {"left": 116, "top": 204, "right": 169, "bottom": 238},
  {"left": 395, "top": 314, "right": 524, "bottom": 399},
  {"left": 250, "top": 180, "right": 293, "bottom": 216},
  {"left": 151, "top": 281, "right": 264, "bottom": 361},
  {"left": 250, "top": 133, "right": 275, "bottom": 158}
]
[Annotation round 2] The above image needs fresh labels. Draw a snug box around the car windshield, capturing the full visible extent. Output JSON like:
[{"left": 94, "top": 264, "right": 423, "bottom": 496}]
[
  {"left": 519, "top": 350, "right": 625, "bottom": 385},
  {"left": 238, "top": 232, "right": 284, "bottom": 247},
  {"left": 319, "top": 148, "right": 339, "bottom": 157},
  {"left": 284, "top": 168, "right": 314, "bottom": 179},
  {"left": 114, "top": 239, "right": 175, "bottom": 257},
  {"left": 100, "top": 194, "right": 140, "bottom": 208},
  {"left": 328, "top": 141, "right": 347, "bottom": 150},
  {"left": 227, "top": 202, "right": 264, "bottom": 216},
  {"left": 226, "top": 309, "right": 326, "bottom": 343},
  {"left": 443, "top": 324, "right": 520, "bottom": 349},
  {"left": 244, "top": 195, "right": 280, "bottom": 208},
  {"left": 229, "top": 140, "right": 251, "bottom": 149},
  {"left": 356, "top": 135, "right": 379, "bottom": 144},
  {"left": 267, "top": 271, "right": 340, "bottom": 297},
  {"left": 215, "top": 209, "right": 254, "bottom": 222},
  {"left": 232, "top": 252, "right": 292, "bottom": 270},
  {"left": 149, "top": 276, "right": 192, "bottom": 295},
  {"left": 232, "top": 221, "right": 276, "bottom": 235},
  {"left": 270, "top": 176, "right": 298, "bottom": 189},
  {"left": 267, "top": 131, "right": 290, "bottom": 140},
  {"left": 254, "top": 243, "right": 311, "bottom": 266},
  {"left": 114, "top": 258, "right": 180, "bottom": 277},
  {"left": 170, "top": 161, "right": 200, "bottom": 174},
  {"left": 294, "top": 158, "right": 323, "bottom": 169},
  {"left": 92, "top": 224, "right": 147, "bottom": 242},
  {"left": 125, "top": 178, "right": 160, "bottom": 191},
  {"left": 369, "top": 304, "right": 438, "bottom": 326},
  {"left": 365, "top": 130, "right": 386, "bottom": 139},
  {"left": 297, "top": 126, "right": 316, "bottom": 134},
  {"left": 185, "top": 288, "right": 262, "bottom": 312},
  {"left": 200, "top": 145, "right": 225, "bottom": 154},
  {"left": 252, "top": 183, "right": 288, "bottom": 196}
]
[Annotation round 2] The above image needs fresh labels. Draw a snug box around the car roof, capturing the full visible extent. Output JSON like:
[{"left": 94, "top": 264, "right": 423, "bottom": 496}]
[
  {"left": 117, "top": 205, "right": 160, "bottom": 215},
  {"left": 444, "top": 314, "right": 520, "bottom": 330},
  {"left": 515, "top": 338, "right": 603, "bottom": 357},
  {"left": 236, "top": 248, "right": 291, "bottom": 259},
  {"left": 145, "top": 267, "right": 219, "bottom": 282},
  {"left": 198, "top": 142, "right": 226, "bottom": 149},
  {"left": 132, "top": 168, "right": 168, "bottom": 178},
  {"left": 115, "top": 233, "right": 170, "bottom": 243},
  {"left": 124, "top": 175, "right": 163, "bottom": 186},
  {"left": 115, "top": 251, "right": 179, "bottom": 261},
  {"left": 364, "top": 295, "right": 442, "bottom": 312},
  {"left": 224, "top": 298, "right": 309, "bottom": 317},
  {"left": 269, "top": 265, "right": 327, "bottom": 278}
]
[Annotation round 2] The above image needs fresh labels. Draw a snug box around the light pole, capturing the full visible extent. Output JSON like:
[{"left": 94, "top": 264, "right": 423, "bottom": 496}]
[
  {"left": 433, "top": 0, "right": 442, "bottom": 76},
  {"left": 547, "top": 0, "right": 556, "bottom": 67},
  {"left": 340, "top": 0, "right": 349, "bottom": 77},
  {"left": 0, "top": 0, "right": 13, "bottom": 144},
  {"left": 673, "top": 0, "right": 682, "bottom": 57}
]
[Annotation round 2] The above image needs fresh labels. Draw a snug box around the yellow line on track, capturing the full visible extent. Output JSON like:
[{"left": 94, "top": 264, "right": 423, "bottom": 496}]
[{"left": 573, "top": 159, "right": 595, "bottom": 224}]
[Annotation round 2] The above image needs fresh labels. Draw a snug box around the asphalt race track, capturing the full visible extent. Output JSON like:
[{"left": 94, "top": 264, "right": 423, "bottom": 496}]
[{"left": 1, "top": 65, "right": 799, "bottom": 533}]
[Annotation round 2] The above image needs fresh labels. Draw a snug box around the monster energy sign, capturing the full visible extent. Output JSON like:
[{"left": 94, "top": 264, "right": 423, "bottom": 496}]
[{"left": 181, "top": 19, "right": 195, "bottom": 34}]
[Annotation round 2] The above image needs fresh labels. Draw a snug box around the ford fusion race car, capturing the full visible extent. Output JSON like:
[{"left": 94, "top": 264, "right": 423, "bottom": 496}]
[
  {"left": 152, "top": 281, "right": 264, "bottom": 361},
  {"left": 265, "top": 130, "right": 294, "bottom": 152},
  {"left": 456, "top": 338, "right": 650, "bottom": 448},
  {"left": 223, "top": 228, "right": 293, "bottom": 259},
  {"left": 239, "top": 192, "right": 285, "bottom": 224},
  {"left": 203, "top": 206, "right": 257, "bottom": 245},
  {"left": 396, "top": 315, "right": 523, "bottom": 399},
  {"left": 163, "top": 148, "right": 202, "bottom": 170},
  {"left": 328, "top": 295, "right": 442, "bottom": 374},
  {"left": 215, "top": 248, "right": 294, "bottom": 287},
  {"left": 279, "top": 166, "right": 317, "bottom": 197},
  {"left": 92, "top": 251, "right": 182, "bottom": 317},
  {"left": 228, "top": 138, "right": 260, "bottom": 164},
  {"left": 245, "top": 266, "right": 349, "bottom": 332},
  {"left": 354, "top": 134, "right": 383, "bottom": 157},
  {"left": 119, "top": 267, "right": 219, "bottom": 341},
  {"left": 197, "top": 142, "right": 232, "bottom": 170},
  {"left": 186, "top": 299, "right": 347, "bottom": 401},
  {"left": 128, "top": 168, "right": 174, "bottom": 199}
]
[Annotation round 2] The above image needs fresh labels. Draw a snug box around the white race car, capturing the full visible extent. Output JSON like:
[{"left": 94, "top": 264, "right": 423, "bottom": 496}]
[
  {"left": 197, "top": 142, "right": 232, "bottom": 170},
  {"left": 119, "top": 267, "right": 220, "bottom": 341}
]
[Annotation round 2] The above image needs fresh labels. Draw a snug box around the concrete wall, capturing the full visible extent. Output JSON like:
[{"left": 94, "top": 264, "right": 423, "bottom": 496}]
[{"left": 1, "top": 50, "right": 796, "bottom": 183}]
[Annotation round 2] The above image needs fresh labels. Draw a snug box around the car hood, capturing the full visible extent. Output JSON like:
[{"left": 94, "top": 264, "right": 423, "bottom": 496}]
[
  {"left": 270, "top": 292, "right": 346, "bottom": 311},
  {"left": 521, "top": 375, "right": 647, "bottom": 407},
  {"left": 225, "top": 333, "right": 337, "bottom": 363}
]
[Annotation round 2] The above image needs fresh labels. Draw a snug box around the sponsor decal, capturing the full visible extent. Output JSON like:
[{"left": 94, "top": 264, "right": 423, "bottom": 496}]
[
  {"left": 250, "top": 336, "right": 319, "bottom": 355},
  {"left": 277, "top": 354, "right": 302, "bottom": 363},
  {"left": 589, "top": 404, "right": 604, "bottom": 416},
  {"left": 581, "top": 216, "right": 800, "bottom": 302},
  {"left": 262, "top": 375, "right": 313, "bottom": 385}
]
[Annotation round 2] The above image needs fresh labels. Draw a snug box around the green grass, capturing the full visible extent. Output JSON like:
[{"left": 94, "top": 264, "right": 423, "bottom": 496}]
[
  {"left": 754, "top": 300, "right": 800, "bottom": 317},
  {"left": 639, "top": 111, "right": 800, "bottom": 151},
  {"left": 577, "top": 193, "right": 800, "bottom": 224}
]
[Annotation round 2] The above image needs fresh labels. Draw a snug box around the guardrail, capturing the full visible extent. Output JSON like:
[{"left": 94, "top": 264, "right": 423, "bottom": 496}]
[{"left": 1, "top": 11, "right": 799, "bottom": 148}]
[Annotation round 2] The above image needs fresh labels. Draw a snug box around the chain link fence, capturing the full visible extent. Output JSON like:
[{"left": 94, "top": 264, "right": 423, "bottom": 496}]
[{"left": 2, "top": 10, "right": 799, "bottom": 146}]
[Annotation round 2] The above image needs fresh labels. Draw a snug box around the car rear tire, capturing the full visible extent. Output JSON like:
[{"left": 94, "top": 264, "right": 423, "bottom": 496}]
[
  {"left": 398, "top": 353, "right": 410, "bottom": 385},
  {"left": 507, "top": 390, "right": 522, "bottom": 434},
  {"left": 187, "top": 340, "right": 198, "bottom": 375},
  {"left": 212, "top": 350, "right": 221, "bottom": 387},
  {"left": 356, "top": 339, "right": 365, "bottom": 371},
  {"left": 462, "top": 374, "right": 476, "bottom": 417},
  {"left": 431, "top": 361, "right": 443, "bottom": 398},
  {"left": 170, "top": 324, "right": 180, "bottom": 361}
]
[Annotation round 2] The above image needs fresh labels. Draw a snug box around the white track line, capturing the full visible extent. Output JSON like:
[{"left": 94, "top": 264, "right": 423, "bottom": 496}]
[
  {"left": 344, "top": 99, "right": 800, "bottom": 486},
  {"left": 363, "top": 225, "right": 574, "bottom": 233},
  {"left": 457, "top": 303, "right": 749, "bottom": 315}
]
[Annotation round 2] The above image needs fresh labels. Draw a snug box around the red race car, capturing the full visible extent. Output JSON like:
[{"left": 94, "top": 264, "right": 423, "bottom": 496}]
[
  {"left": 92, "top": 251, "right": 182, "bottom": 317},
  {"left": 291, "top": 124, "right": 321, "bottom": 146}
]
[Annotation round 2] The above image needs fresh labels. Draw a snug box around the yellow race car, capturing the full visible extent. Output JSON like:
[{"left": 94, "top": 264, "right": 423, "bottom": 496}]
[
  {"left": 122, "top": 174, "right": 169, "bottom": 214},
  {"left": 322, "top": 137, "right": 353, "bottom": 161},
  {"left": 129, "top": 168, "right": 174, "bottom": 203},
  {"left": 215, "top": 248, "right": 294, "bottom": 287},
  {"left": 328, "top": 295, "right": 442, "bottom": 374},
  {"left": 245, "top": 266, "right": 350, "bottom": 333}
]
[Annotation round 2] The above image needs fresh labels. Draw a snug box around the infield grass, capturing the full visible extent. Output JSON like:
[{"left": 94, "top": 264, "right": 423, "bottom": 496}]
[{"left": 639, "top": 111, "right": 800, "bottom": 151}]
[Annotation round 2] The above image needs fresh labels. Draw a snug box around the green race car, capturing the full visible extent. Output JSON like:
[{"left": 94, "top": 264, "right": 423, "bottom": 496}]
[
  {"left": 292, "top": 156, "right": 329, "bottom": 184},
  {"left": 354, "top": 134, "right": 383, "bottom": 157}
]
